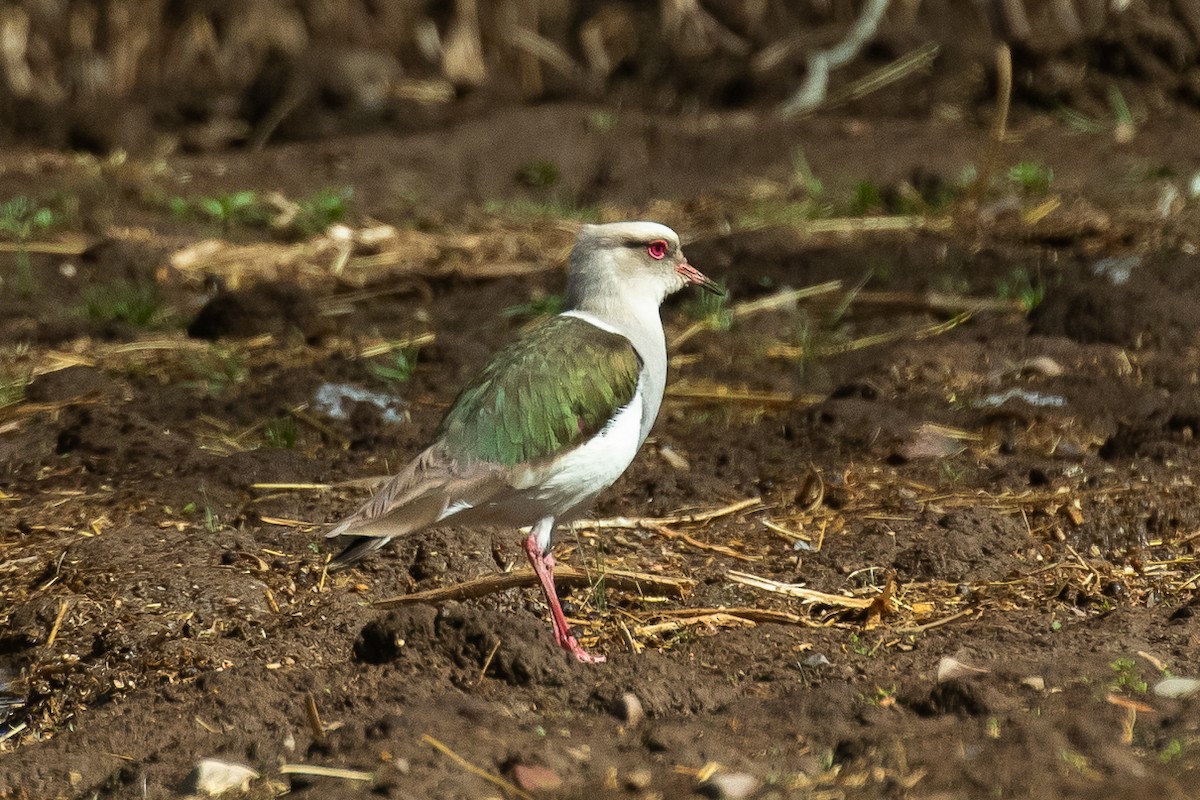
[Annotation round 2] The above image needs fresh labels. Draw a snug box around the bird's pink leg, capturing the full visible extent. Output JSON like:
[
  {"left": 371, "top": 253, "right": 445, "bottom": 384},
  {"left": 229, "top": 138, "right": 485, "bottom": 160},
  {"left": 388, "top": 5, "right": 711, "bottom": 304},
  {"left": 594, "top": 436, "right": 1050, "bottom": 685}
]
[{"left": 523, "top": 530, "right": 605, "bottom": 664}]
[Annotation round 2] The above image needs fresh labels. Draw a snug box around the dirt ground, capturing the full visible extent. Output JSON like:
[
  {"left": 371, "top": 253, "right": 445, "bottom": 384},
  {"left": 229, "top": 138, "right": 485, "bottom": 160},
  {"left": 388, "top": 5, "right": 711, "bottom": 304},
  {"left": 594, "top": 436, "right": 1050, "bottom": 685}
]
[{"left": 2, "top": 100, "right": 1200, "bottom": 800}]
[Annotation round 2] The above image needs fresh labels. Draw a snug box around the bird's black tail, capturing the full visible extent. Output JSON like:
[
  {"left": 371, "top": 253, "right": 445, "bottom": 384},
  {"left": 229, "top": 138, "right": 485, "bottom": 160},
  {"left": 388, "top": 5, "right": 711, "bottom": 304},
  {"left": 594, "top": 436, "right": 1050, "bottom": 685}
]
[{"left": 328, "top": 535, "right": 393, "bottom": 570}]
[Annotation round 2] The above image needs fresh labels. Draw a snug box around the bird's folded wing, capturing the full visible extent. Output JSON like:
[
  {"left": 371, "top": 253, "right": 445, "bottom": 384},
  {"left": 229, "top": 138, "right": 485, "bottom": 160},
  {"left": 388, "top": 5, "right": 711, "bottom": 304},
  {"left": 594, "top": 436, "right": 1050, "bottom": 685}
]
[{"left": 434, "top": 314, "right": 642, "bottom": 465}]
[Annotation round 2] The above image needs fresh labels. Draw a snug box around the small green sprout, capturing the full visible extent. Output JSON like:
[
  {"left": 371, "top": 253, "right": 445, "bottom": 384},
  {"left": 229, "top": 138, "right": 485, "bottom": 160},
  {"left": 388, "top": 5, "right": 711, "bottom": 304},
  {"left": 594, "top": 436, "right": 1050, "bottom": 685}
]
[
  {"left": 995, "top": 267, "right": 1045, "bottom": 312},
  {"left": 0, "top": 196, "right": 60, "bottom": 295},
  {"left": 81, "top": 280, "right": 162, "bottom": 327},
  {"left": 370, "top": 348, "right": 419, "bottom": 384},
  {"left": 291, "top": 188, "right": 351, "bottom": 237},
  {"left": 264, "top": 416, "right": 298, "bottom": 449},
  {"left": 684, "top": 279, "right": 732, "bottom": 331},
  {"left": 0, "top": 371, "right": 30, "bottom": 409},
  {"left": 1007, "top": 162, "right": 1054, "bottom": 195},
  {"left": 1109, "top": 657, "right": 1148, "bottom": 694}
]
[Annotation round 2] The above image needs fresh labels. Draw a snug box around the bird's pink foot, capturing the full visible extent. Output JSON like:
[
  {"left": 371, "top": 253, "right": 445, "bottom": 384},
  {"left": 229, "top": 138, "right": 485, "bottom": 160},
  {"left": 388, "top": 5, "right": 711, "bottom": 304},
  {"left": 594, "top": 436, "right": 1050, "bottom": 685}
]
[
  {"left": 564, "top": 637, "right": 606, "bottom": 663},
  {"left": 525, "top": 529, "right": 606, "bottom": 664}
]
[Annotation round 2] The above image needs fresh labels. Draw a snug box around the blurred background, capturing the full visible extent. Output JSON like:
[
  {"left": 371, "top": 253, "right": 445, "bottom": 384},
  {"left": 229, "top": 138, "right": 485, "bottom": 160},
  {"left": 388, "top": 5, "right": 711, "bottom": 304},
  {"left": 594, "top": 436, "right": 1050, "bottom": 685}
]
[{"left": 3, "top": 0, "right": 1199, "bottom": 152}]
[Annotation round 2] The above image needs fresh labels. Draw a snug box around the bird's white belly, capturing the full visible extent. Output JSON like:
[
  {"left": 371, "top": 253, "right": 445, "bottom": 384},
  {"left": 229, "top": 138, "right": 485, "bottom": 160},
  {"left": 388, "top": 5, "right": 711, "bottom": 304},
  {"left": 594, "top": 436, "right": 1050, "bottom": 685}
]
[
  {"left": 516, "top": 384, "right": 645, "bottom": 516},
  {"left": 432, "top": 384, "right": 647, "bottom": 531}
]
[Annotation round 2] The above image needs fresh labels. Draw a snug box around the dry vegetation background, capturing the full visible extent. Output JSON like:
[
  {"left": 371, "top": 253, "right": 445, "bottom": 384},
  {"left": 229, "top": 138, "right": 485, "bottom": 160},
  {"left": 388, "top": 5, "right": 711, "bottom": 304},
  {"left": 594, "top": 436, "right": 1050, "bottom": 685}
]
[{"left": 4, "top": 0, "right": 1200, "bottom": 150}]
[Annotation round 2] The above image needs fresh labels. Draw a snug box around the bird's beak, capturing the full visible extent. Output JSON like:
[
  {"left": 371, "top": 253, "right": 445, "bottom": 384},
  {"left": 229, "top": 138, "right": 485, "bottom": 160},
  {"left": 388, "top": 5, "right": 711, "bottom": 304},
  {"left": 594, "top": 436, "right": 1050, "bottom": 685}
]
[{"left": 676, "top": 261, "right": 723, "bottom": 295}]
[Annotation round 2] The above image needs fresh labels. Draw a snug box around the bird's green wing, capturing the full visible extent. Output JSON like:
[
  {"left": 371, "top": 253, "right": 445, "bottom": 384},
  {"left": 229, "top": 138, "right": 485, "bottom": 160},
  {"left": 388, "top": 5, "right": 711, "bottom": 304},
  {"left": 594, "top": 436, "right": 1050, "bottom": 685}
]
[{"left": 435, "top": 315, "right": 641, "bottom": 466}]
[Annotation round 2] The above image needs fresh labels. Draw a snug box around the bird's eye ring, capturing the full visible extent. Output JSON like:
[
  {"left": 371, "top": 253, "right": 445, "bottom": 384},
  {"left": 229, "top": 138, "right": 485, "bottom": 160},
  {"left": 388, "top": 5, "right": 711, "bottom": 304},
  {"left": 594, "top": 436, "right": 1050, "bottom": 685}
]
[{"left": 647, "top": 240, "right": 668, "bottom": 260}]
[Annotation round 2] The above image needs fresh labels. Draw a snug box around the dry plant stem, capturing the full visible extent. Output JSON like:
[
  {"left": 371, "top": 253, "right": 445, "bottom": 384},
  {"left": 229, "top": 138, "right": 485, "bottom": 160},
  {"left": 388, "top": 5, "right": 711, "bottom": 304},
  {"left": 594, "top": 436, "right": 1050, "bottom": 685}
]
[
  {"left": 1106, "top": 693, "right": 1153, "bottom": 713},
  {"left": 304, "top": 692, "right": 325, "bottom": 744},
  {"left": 637, "top": 613, "right": 756, "bottom": 636},
  {"left": 819, "top": 311, "right": 972, "bottom": 355},
  {"left": 651, "top": 606, "right": 813, "bottom": 625},
  {"left": 670, "top": 280, "right": 843, "bottom": 348},
  {"left": 618, "top": 620, "right": 643, "bottom": 654},
  {"left": 727, "top": 570, "right": 875, "bottom": 609},
  {"left": 45, "top": 599, "right": 69, "bottom": 647},
  {"left": 505, "top": 26, "right": 579, "bottom": 83},
  {"left": 666, "top": 384, "right": 821, "bottom": 406},
  {"left": 806, "top": 216, "right": 934, "bottom": 234},
  {"left": 292, "top": 407, "right": 350, "bottom": 449},
  {"left": 767, "top": 312, "right": 973, "bottom": 360},
  {"left": 476, "top": 638, "right": 502, "bottom": 685},
  {"left": 279, "top": 764, "right": 373, "bottom": 782},
  {"left": 421, "top": 733, "right": 534, "bottom": 800},
  {"left": 763, "top": 518, "right": 812, "bottom": 545},
  {"left": 0, "top": 723, "right": 28, "bottom": 747},
  {"left": 0, "top": 239, "right": 90, "bottom": 255},
  {"left": 971, "top": 43, "right": 1013, "bottom": 199},
  {"left": 355, "top": 333, "right": 436, "bottom": 359},
  {"left": 732, "top": 281, "right": 843, "bottom": 317},
  {"left": 895, "top": 608, "right": 975, "bottom": 633},
  {"left": 850, "top": 290, "right": 1024, "bottom": 315},
  {"left": 1136, "top": 650, "right": 1168, "bottom": 673},
  {"left": 571, "top": 497, "right": 763, "bottom": 530},
  {"left": 1120, "top": 705, "right": 1137, "bottom": 745},
  {"left": 820, "top": 42, "right": 941, "bottom": 110},
  {"left": 644, "top": 520, "right": 760, "bottom": 562},
  {"left": 320, "top": 284, "right": 435, "bottom": 313},
  {"left": 374, "top": 565, "right": 693, "bottom": 608},
  {"left": 252, "top": 483, "right": 332, "bottom": 491},
  {"left": 318, "top": 556, "right": 330, "bottom": 592}
]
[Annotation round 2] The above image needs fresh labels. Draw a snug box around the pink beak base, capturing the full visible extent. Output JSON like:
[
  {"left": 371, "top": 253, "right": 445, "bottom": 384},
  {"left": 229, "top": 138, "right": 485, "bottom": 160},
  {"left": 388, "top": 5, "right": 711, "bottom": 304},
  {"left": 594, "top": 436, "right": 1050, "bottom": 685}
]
[{"left": 677, "top": 261, "right": 723, "bottom": 295}]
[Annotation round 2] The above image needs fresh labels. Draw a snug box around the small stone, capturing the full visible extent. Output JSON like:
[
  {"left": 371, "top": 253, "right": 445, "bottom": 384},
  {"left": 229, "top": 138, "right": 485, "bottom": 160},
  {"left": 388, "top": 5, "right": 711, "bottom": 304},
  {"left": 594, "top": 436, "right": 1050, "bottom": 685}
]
[
  {"left": 1020, "top": 356, "right": 1064, "bottom": 377},
  {"left": 1153, "top": 677, "right": 1200, "bottom": 699},
  {"left": 184, "top": 758, "right": 259, "bottom": 796},
  {"left": 626, "top": 767, "right": 653, "bottom": 790},
  {"left": 698, "top": 772, "right": 760, "bottom": 799},
  {"left": 658, "top": 444, "right": 690, "bottom": 471},
  {"left": 896, "top": 424, "right": 965, "bottom": 461},
  {"left": 511, "top": 764, "right": 562, "bottom": 792},
  {"left": 937, "top": 656, "right": 989, "bottom": 683},
  {"left": 1021, "top": 676, "right": 1045, "bottom": 692},
  {"left": 615, "top": 692, "right": 645, "bottom": 727}
]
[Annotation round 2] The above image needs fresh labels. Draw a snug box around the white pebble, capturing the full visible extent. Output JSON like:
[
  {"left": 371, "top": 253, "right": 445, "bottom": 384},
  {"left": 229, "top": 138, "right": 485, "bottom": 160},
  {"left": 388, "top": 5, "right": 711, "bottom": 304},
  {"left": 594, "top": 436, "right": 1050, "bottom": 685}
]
[{"left": 184, "top": 759, "right": 259, "bottom": 796}]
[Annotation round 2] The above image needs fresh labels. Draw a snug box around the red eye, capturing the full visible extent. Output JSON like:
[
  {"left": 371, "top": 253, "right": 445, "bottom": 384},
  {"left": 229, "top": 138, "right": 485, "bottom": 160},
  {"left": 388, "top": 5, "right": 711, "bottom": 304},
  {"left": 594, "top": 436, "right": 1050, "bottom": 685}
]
[{"left": 647, "top": 240, "right": 668, "bottom": 260}]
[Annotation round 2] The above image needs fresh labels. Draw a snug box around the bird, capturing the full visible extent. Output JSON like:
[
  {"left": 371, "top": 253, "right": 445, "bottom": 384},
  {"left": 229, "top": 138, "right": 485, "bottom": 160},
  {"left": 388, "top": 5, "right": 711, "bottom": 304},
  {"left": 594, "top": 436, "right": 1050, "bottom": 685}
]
[{"left": 326, "top": 221, "right": 720, "bottom": 663}]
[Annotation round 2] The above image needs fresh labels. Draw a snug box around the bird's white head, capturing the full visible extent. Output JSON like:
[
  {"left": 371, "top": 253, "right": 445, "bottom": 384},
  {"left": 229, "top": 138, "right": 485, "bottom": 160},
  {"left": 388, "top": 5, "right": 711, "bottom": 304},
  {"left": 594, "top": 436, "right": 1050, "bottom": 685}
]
[{"left": 565, "top": 221, "right": 720, "bottom": 313}]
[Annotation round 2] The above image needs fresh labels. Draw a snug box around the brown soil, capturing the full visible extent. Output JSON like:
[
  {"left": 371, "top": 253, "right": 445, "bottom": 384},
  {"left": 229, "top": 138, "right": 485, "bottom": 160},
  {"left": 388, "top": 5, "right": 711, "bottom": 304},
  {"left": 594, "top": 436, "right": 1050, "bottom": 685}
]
[{"left": 2, "top": 104, "right": 1200, "bottom": 799}]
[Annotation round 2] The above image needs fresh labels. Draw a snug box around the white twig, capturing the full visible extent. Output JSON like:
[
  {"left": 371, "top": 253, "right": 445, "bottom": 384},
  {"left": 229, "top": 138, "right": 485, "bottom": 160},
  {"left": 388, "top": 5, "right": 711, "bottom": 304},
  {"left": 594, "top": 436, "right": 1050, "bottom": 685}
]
[{"left": 780, "top": 0, "right": 892, "bottom": 117}]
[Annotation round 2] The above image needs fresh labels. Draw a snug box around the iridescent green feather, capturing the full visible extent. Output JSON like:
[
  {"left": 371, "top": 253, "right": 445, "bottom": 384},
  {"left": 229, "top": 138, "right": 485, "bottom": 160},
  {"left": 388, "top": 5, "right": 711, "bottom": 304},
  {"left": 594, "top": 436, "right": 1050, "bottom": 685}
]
[{"left": 436, "top": 315, "right": 641, "bottom": 465}]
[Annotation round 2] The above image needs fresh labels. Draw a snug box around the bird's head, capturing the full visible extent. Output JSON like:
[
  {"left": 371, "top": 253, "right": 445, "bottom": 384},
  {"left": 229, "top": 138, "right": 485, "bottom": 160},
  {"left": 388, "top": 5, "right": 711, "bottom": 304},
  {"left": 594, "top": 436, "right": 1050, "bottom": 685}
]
[{"left": 566, "top": 221, "right": 721, "bottom": 311}]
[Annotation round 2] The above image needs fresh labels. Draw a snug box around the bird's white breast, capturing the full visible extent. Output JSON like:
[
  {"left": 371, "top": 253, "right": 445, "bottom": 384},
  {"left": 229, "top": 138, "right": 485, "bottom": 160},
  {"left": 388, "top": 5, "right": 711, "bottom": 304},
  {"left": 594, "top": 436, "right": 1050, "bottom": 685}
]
[{"left": 516, "top": 383, "right": 645, "bottom": 516}]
